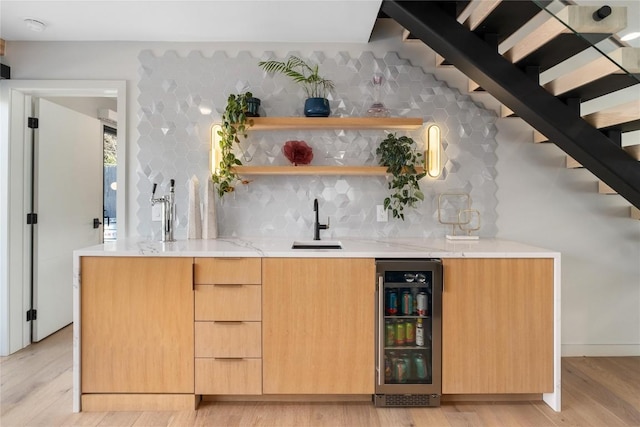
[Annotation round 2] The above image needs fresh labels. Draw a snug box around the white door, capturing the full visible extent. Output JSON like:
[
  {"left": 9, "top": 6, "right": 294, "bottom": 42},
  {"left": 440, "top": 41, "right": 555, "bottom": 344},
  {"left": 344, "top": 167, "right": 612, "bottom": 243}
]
[{"left": 32, "top": 98, "right": 103, "bottom": 341}]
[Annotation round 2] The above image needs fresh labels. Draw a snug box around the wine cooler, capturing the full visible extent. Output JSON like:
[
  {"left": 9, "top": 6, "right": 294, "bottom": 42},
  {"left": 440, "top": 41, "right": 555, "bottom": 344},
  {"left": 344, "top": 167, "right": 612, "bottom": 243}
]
[{"left": 374, "top": 259, "right": 443, "bottom": 407}]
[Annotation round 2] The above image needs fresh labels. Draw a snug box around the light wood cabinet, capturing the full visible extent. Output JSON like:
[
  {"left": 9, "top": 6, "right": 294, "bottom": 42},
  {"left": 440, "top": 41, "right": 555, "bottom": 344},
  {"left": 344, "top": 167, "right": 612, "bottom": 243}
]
[
  {"left": 195, "top": 321, "right": 261, "bottom": 358},
  {"left": 262, "top": 258, "right": 376, "bottom": 394},
  {"left": 441, "top": 258, "right": 554, "bottom": 394},
  {"left": 194, "top": 257, "right": 261, "bottom": 285},
  {"left": 194, "top": 257, "right": 262, "bottom": 395},
  {"left": 195, "top": 359, "right": 262, "bottom": 395},
  {"left": 81, "top": 257, "right": 194, "bottom": 393},
  {"left": 195, "top": 284, "right": 261, "bottom": 321}
]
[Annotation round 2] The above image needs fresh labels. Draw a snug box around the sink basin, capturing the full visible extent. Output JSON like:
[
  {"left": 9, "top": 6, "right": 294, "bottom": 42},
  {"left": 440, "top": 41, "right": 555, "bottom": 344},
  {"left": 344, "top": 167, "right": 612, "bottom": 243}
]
[{"left": 291, "top": 240, "right": 343, "bottom": 249}]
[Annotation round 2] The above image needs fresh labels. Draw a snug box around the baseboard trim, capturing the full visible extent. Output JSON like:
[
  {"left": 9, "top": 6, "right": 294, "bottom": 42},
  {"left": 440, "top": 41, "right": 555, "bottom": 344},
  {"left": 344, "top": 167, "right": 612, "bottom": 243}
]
[
  {"left": 202, "top": 394, "right": 371, "bottom": 402},
  {"left": 562, "top": 344, "right": 640, "bottom": 357},
  {"left": 81, "top": 394, "right": 198, "bottom": 411}
]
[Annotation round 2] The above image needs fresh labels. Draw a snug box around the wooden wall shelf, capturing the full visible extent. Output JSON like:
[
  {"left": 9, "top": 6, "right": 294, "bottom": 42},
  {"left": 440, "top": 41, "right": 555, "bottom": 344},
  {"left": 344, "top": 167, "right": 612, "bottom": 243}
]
[
  {"left": 234, "top": 166, "right": 425, "bottom": 176},
  {"left": 229, "top": 117, "right": 424, "bottom": 176},
  {"left": 248, "top": 117, "right": 423, "bottom": 130}
]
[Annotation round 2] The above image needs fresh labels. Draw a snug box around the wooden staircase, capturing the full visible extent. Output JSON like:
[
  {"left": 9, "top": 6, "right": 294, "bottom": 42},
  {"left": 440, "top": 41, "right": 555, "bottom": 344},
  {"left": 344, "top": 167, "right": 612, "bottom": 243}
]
[{"left": 381, "top": 0, "right": 640, "bottom": 219}]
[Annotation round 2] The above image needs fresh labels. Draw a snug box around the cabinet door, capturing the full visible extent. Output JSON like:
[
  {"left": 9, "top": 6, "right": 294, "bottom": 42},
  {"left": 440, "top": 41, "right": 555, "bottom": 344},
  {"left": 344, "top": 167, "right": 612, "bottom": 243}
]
[
  {"left": 81, "top": 257, "right": 194, "bottom": 393},
  {"left": 262, "top": 258, "right": 375, "bottom": 394},
  {"left": 441, "top": 258, "right": 554, "bottom": 394}
]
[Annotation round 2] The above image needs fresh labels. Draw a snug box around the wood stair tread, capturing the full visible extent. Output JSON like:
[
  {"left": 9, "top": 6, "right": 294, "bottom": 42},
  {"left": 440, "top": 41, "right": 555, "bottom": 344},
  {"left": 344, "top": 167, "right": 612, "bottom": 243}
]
[
  {"left": 544, "top": 48, "right": 640, "bottom": 102},
  {"left": 583, "top": 100, "right": 640, "bottom": 131},
  {"left": 503, "top": 5, "right": 627, "bottom": 72}
]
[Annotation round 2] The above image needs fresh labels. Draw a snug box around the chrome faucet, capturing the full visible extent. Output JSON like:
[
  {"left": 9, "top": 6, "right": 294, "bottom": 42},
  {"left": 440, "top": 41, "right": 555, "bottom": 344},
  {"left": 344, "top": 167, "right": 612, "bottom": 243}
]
[
  {"left": 151, "top": 179, "right": 175, "bottom": 242},
  {"left": 313, "top": 198, "right": 329, "bottom": 240}
]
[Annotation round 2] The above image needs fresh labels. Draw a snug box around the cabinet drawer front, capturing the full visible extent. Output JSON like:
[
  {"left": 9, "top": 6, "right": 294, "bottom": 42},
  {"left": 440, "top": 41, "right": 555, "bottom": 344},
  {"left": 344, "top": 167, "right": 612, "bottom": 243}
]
[
  {"left": 195, "top": 284, "right": 261, "bottom": 321},
  {"left": 194, "top": 258, "right": 261, "bottom": 285},
  {"left": 195, "top": 358, "right": 262, "bottom": 395},
  {"left": 195, "top": 321, "right": 262, "bottom": 358}
]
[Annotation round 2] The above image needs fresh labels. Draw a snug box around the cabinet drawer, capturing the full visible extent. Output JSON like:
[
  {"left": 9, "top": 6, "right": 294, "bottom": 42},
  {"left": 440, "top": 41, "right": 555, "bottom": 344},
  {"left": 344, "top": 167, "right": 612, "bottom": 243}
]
[
  {"left": 195, "top": 321, "right": 261, "bottom": 358},
  {"left": 195, "top": 358, "right": 262, "bottom": 395},
  {"left": 195, "top": 284, "right": 261, "bottom": 321},
  {"left": 194, "top": 258, "right": 261, "bottom": 285}
]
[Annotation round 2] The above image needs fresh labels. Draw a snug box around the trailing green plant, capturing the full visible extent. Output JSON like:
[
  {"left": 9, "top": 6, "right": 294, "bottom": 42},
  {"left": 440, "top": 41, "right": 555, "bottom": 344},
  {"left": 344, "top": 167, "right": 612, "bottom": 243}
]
[
  {"left": 376, "top": 133, "right": 427, "bottom": 220},
  {"left": 258, "top": 56, "right": 335, "bottom": 98},
  {"left": 211, "top": 92, "right": 254, "bottom": 197}
]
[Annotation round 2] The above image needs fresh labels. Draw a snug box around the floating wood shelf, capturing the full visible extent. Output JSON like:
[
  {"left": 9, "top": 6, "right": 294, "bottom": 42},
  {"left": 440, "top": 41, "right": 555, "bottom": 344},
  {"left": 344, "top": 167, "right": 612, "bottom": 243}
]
[
  {"left": 234, "top": 166, "right": 425, "bottom": 176},
  {"left": 248, "top": 117, "right": 423, "bottom": 130}
]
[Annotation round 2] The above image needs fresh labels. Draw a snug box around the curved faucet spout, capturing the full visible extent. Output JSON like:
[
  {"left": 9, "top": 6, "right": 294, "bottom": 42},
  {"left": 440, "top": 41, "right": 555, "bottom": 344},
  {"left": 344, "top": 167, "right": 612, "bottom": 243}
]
[{"left": 313, "top": 198, "right": 328, "bottom": 240}]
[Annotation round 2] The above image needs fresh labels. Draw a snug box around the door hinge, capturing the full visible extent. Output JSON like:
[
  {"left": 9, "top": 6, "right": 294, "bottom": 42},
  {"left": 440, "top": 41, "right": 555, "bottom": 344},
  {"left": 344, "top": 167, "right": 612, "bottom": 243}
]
[
  {"left": 28, "top": 117, "right": 39, "bottom": 129},
  {"left": 26, "top": 213, "right": 38, "bottom": 225},
  {"left": 26, "top": 309, "right": 37, "bottom": 321}
]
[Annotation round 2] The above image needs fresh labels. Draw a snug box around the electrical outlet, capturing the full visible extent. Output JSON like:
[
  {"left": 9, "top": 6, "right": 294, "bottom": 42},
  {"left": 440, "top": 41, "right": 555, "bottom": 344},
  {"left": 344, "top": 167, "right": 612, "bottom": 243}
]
[
  {"left": 151, "top": 204, "right": 162, "bottom": 222},
  {"left": 376, "top": 205, "right": 388, "bottom": 222}
]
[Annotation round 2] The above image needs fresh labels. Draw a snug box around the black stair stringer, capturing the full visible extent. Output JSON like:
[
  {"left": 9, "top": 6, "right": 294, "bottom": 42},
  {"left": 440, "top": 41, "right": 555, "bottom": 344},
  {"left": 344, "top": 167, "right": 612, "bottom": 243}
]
[{"left": 382, "top": 0, "right": 640, "bottom": 209}]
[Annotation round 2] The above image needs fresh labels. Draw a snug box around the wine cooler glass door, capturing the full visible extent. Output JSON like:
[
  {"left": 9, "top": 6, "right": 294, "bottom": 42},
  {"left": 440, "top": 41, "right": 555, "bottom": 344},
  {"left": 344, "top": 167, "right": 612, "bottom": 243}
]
[{"left": 375, "top": 260, "right": 442, "bottom": 395}]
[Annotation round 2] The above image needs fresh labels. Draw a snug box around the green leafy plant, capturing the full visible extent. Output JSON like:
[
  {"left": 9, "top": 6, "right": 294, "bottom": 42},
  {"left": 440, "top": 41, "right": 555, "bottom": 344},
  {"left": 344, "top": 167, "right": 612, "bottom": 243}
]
[
  {"left": 258, "top": 56, "right": 335, "bottom": 98},
  {"left": 376, "top": 133, "right": 427, "bottom": 220},
  {"left": 211, "top": 92, "right": 254, "bottom": 197}
]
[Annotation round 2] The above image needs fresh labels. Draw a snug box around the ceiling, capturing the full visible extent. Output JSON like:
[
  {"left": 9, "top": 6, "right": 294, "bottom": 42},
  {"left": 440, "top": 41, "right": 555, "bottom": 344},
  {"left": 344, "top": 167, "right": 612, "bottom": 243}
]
[
  {"left": 0, "top": 1, "right": 383, "bottom": 43},
  {"left": 0, "top": 0, "right": 637, "bottom": 46}
]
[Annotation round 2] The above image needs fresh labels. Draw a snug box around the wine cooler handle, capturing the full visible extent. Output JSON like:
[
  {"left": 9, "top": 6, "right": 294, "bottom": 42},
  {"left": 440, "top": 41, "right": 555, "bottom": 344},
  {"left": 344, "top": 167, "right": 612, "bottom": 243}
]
[{"left": 377, "top": 273, "right": 384, "bottom": 386}]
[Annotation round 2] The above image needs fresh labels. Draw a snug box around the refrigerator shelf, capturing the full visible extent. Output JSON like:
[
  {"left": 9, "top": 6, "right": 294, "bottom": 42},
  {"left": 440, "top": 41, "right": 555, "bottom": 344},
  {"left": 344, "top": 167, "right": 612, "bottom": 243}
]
[
  {"left": 384, "top": 315, "right": 430, "bottom": 319},
  {"left": 384, "top": 346, "right": 430, "bottom": 350}
]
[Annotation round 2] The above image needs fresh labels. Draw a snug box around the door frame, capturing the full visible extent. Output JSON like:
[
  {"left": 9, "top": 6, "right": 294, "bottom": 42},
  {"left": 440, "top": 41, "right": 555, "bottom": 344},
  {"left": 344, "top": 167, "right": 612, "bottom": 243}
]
[{"left": 0, "top": 80, "right": 127, "bottom": 355}]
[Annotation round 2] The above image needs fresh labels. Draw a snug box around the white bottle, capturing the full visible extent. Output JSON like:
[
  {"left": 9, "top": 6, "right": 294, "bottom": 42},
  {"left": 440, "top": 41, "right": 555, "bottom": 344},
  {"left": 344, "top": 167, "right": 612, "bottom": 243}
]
[{"left": 416, "top": 318, "right": 424, "bottom": 347}]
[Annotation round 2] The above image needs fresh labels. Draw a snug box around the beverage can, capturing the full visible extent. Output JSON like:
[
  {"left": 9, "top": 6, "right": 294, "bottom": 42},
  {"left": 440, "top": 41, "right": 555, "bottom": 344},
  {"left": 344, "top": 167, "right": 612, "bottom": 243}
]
[
  {"left": 384, "top": 354, "right": 392, "bottom": 382},
  {"left": 416, "top": 318, "right": 424, "bottom": 347},
  {"left": 417, "top": 292, "right": 428, "bottom": 316},
  {"left": 386, "top": 289, "right": 398, "bottom": 315},
  {"left": 414, "top": 353, "right": 427, "bottom": 380},
  {"left": 395, "top": 358, "right": 408, "bottom": 383},
  {"left": 385, "top": 320, "right": 396, "bottom": 347},
  {"left": 411, "top": 287, "right": 418, "bottom": 314},
  {"left": 401, "top": 290, "right": 413, "bottom": 316},
  {"left": 395, "top": 320, "right": 405, "bottom": 346},
  {"left": 401, "top": 353, "right": 412, "bottom": 380},
  {"left": 388, "top": 351, "right": 397, "bottom": 381},
  {"left": 405, "top": 319, "right": 415, "bottom": 345}
]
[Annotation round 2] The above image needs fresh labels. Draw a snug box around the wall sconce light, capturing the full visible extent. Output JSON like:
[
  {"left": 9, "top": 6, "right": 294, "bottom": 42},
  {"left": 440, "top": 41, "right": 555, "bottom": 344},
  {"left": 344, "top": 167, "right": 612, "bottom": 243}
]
[
  {"left": 210, "top": 124, "right": 222, "bottom": 173},
  {"left": 426, "top": 124, "right": 442, "bottom": 178}
]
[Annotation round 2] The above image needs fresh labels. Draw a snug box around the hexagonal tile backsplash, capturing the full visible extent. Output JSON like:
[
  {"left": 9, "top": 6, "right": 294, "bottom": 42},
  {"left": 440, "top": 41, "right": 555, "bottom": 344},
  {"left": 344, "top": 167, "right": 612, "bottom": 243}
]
[{"left": 137, "top": 50, "right": 498, "bottom": 240}]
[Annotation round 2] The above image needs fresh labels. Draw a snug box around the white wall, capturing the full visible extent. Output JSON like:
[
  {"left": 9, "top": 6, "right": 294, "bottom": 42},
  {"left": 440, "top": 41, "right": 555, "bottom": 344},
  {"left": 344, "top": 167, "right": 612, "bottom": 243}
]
[
  {"left": 44, "top": 97, "right": 117, "bottom": 119},
  {"left": 2, "top": 22, "right": 638, "bottom": 355}
]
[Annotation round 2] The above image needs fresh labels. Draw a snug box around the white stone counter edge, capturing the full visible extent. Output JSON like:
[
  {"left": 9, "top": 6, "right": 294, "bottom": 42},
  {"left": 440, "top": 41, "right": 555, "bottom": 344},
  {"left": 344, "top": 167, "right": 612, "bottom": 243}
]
[
  {"left": 72, "top": 237, "right": 561, "bottom": 413},
  {"left": 73, "top": 237, "right": 561, "bottom": 258}
]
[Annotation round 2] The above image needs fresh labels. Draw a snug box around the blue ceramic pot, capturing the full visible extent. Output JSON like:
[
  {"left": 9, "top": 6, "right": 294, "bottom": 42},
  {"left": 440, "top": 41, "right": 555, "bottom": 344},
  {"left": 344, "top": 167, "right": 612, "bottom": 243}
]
[
  {"left": 246, "top": 97, "right": 261, "bottom": 117},
  {"left": 304, "top": 98, "right": 330, "bottom": 117}
]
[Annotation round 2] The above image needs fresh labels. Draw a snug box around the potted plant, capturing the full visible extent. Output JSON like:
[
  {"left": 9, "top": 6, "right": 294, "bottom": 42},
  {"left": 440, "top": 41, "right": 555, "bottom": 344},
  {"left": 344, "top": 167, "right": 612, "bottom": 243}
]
[
  {"left": 376, "top": 133, "right": 427, "bottom": 220},
  {"left": 211, "top": 92, "right": 254, "bottom": 197},
  {"left": 258, "top": 55, "right": 335, "bottom": 117}
]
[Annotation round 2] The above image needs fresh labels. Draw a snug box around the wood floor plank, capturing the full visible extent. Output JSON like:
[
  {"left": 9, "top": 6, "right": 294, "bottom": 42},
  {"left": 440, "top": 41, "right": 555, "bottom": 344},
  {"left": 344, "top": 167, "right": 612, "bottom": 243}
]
[
  {"left": 470, "top": 402, "right": 556, "bottom": 427},
  {"left": 567, "top": 357, "right": 640, "bottom": 412},
  {"left": 562, "top": 358, "right": 640, "bottom": 426},
  {"left": 375, "top": 406, "right": 416, "bottom": 426},
  {"left": 2, "top": 326, "right": 640, "bottom": 427},
  {"left": 96, "top": 411, "right": 142, "bottom": 426},
  {"left": 166, "top": 410, "right": 198, "bottom": 427},
  {"left": 408, "top": 406, "right": 452, "bottom": 426}
]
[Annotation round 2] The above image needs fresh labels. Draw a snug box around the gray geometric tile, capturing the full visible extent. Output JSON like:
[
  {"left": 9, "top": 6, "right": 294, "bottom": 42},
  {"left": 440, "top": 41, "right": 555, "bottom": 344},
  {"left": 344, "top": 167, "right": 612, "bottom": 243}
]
[{"left": 136, "top": 49, "right": 498, "bottom": 239}]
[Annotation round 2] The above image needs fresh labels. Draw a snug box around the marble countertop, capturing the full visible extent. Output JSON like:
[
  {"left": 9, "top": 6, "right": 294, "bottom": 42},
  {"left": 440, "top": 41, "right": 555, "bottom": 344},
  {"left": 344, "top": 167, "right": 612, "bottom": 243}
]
[{"left": 74, "top": 237, "right": 560, "bottom": 259}]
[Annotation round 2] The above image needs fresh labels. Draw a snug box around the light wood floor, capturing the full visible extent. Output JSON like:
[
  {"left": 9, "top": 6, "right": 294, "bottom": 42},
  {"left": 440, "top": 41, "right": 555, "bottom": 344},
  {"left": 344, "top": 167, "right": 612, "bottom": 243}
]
[{"left": 1, "top": 326, "right": 639, "bottom": 427}]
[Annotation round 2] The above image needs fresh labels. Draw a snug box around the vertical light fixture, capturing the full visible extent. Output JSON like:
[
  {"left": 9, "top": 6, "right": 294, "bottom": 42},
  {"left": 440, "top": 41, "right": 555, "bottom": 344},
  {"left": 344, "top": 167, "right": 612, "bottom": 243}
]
[
  {"left": 426, "top": 124, "right": 441, "bottom": 178},
  {"left": 210, "top": 124, "right": 222, "bottom": 173}
]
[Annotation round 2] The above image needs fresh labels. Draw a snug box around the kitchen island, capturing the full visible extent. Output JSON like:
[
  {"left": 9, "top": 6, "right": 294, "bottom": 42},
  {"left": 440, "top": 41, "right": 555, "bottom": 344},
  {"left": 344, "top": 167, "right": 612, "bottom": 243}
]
[{"left": 73, "top": 237, "right": 561, "bottom": 412}]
